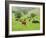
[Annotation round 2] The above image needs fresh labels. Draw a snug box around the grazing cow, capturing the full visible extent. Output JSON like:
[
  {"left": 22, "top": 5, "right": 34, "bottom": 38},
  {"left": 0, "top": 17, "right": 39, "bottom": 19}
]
[
  {"left": 20, "top": 19, "right": 27, "bottom": 25},
  {"left": 22, "top": 21, "right": 26, "bottom": 25}
]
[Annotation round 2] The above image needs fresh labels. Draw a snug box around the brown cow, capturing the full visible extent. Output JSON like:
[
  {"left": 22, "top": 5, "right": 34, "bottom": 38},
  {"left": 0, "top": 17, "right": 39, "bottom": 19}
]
[{"left": 19, "top": 19, "right": 27, "bottom": 25}]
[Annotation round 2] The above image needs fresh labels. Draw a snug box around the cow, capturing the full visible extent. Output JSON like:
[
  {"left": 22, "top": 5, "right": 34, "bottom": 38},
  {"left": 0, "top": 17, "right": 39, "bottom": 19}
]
[{"left": 19, "top": 19, "right": 27, "bottom": 25}]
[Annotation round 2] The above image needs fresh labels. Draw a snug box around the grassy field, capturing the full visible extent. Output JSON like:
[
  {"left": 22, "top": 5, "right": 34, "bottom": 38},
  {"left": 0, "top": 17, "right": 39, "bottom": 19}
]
[
  {"left": 12, "top": 15, "right": 40, "bottom": 31},
  {"left": 12, "top": 7, "right": 40, "bottom": 31}
]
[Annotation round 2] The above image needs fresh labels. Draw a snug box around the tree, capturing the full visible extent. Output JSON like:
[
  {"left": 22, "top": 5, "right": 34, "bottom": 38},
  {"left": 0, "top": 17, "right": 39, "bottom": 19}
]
[
  {"left": 31, "top": 13, "right": 36, "bottom": 18},
  {"left": 15, "top": 11, "right": 22, "bottom": 18},
  {"left": 22, "top": 9, "right": 28, "bottom": 15}
]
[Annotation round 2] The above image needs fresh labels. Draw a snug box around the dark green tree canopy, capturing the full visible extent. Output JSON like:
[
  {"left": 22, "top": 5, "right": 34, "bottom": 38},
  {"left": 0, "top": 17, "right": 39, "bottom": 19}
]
[{"left": 31, "top": 13, "right": 36, "bottom": 18}]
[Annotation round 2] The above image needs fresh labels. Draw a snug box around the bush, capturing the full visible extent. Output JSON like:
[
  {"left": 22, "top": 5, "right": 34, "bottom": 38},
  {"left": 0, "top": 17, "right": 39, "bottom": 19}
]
[{"left": 32, "top": 18, "right": 39, "bottom": 23}]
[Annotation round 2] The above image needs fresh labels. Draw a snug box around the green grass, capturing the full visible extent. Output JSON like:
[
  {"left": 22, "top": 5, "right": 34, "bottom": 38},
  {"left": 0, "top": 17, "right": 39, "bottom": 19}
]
[{"left": 12, "top": 15, "right": 40, "bottom": 31}]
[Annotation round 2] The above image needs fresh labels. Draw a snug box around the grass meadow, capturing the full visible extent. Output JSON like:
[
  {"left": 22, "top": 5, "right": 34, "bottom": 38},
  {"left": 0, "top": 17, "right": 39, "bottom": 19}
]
[{"left": 12, "top": 7, "right": 40, "bottom": 31}]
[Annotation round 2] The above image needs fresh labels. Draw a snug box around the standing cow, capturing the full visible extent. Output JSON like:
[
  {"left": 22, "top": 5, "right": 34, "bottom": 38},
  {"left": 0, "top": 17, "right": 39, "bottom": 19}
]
[{"left": 19, "top": 19, "right": 27, "bottom": 25}]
